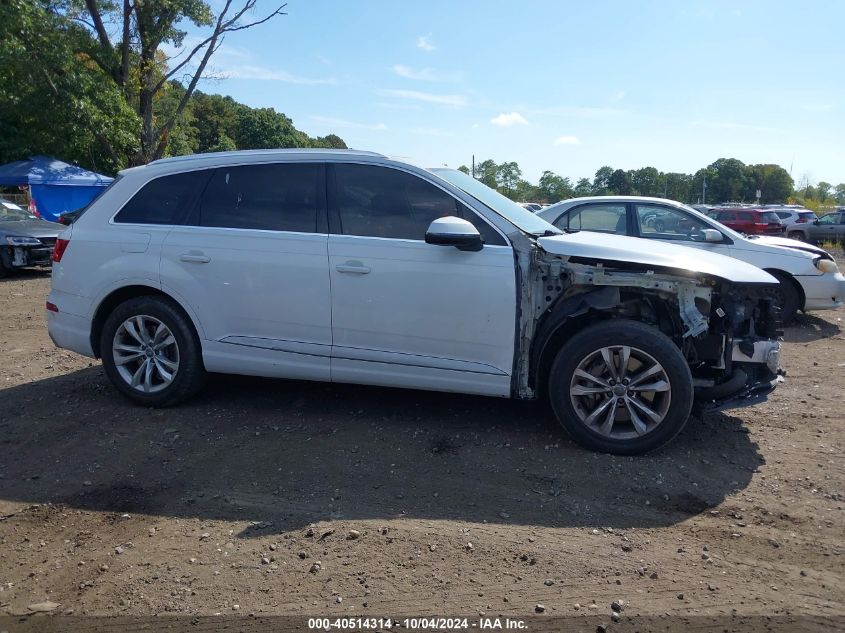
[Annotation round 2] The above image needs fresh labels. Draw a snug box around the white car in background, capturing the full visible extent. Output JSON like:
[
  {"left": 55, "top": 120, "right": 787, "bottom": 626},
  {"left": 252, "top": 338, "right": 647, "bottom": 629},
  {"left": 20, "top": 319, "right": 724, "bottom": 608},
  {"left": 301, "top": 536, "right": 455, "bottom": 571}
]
[{"left": 539, "top": 196, "right": 845, "bottom": 323}]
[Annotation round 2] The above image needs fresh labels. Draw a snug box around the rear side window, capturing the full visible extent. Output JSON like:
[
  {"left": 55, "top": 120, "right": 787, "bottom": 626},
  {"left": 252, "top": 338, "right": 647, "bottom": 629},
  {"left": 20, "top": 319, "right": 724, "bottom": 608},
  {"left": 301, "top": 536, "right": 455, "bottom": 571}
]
[
  {"left": 737, "top": 211, "right": 753, "bottom": 221},
  {"left": 760, "top": 212, "right": 780, "bottom": 222},
  {"left": 332, "top": 164, "right": 505, "bottom": 245},
  {"left": 115, "top": 171, "right": 208, "bottom": 225},
  {"left": 563, "top": 204, "right": 627, "bottom": 234},
  {"left": 200, "top": 163, "right": 320, "bottom": 232}
]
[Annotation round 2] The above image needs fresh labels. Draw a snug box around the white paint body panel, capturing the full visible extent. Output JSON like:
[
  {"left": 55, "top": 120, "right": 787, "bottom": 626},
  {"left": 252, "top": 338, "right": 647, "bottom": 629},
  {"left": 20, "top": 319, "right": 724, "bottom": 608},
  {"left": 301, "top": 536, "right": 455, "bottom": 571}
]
[{"left": 328, "top": 235, "right": 516, "bottom": 394}]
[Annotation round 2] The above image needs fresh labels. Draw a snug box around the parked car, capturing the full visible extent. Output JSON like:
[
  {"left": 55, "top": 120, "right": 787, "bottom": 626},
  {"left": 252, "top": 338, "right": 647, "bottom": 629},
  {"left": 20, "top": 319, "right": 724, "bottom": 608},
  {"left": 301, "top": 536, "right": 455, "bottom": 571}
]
[
  {"left": 768, "top": 208, "right": 817, "bottom": 231},
  {"left": 783, "top": 211, "right": 845, "bottom": 244},
  {"left": 58, "top": 208, "right": 85, "bottom": 225},
  {"left": 538, "top": 196, "right": 845, "bottom": 323},
  {"left": 710, "top": 207, "right": 786, "bottom": 235},
  {"left": 520, "top": 202, "right": 543, "bottom": 213},
  {"left": 0, "top": 199, "right": 61, "bottom": 277},
  {"left": 47, "top": 150, "right": 784, "bottom": 455}
]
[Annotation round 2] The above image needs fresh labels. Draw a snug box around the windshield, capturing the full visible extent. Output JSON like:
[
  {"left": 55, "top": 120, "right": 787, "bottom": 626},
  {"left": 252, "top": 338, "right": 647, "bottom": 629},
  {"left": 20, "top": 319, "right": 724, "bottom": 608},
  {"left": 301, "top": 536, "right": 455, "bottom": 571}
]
[
  {"left": 430, "top": 168, "right": 561, "bottom": 236},
  {"left": 0, "top": 202, "right": 36, "bottom": 221}
]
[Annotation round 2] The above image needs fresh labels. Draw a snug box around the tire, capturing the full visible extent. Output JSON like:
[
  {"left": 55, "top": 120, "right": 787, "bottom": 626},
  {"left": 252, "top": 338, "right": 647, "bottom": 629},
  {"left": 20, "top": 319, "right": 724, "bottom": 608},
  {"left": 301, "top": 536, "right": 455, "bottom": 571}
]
[
  {"left": 787, "top": 231, "right": 805, "bottom": 242},
  {"left": 761, "top": 271, "right": 800, "bottom": 325},
  {"left": 0, "top": 258, "right": 8, "bottom": 279},
  {"left": 100, "top": 295, "right": 206, "bottom": 406},
  {"left": 548, "top": 319, "right": 693, "bottom": 455}
]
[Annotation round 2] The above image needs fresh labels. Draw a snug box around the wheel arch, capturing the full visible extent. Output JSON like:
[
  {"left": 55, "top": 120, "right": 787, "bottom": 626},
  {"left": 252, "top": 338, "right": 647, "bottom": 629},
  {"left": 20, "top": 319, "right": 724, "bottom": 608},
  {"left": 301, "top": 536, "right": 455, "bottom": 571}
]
[
  {"left": 762, "top": 268, "right": 806, "bottom": 311},
  {"left": 529, "top": 287, "right": 681, "bottom": 399},
  {"left": 90, "top": 284, "right": 203, "bottom": 358}
]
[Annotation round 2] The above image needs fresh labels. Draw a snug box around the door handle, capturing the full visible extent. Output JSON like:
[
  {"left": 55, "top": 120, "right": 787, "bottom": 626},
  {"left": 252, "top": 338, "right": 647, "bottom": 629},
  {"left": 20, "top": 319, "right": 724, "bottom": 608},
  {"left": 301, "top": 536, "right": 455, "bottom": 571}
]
[
  {"left": 179, "top": 252, "right": 211, "bottom": 263},
  {"left": 335, "top": 262, "right": 371, "bottom": 274}
]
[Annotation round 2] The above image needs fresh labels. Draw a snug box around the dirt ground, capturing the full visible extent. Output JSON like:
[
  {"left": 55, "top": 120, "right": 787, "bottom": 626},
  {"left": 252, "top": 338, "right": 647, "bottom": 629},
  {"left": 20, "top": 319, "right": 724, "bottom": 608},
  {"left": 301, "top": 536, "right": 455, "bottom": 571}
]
[{"left": 0, "top": 264, "right": 843, "bottom": 629}]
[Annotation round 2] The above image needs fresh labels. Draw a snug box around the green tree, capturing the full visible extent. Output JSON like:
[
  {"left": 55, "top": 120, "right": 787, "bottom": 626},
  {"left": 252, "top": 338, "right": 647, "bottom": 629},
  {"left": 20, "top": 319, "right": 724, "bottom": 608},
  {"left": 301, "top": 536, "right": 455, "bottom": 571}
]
[
  {"left": 73, "top": 0, "right": 286, "bottom": 164},
  {"left": 747, "top": 164, "right": 793, "bottom": 204},
  {"left": 573, "top": 177, "right": 592, "bottom": 197},
  {"left": 476, "top": 159, "right": 499, "bottom": 189},
  {"left": 234, "top": 107, "right": 311, "bottom": 149},
  {"left": 707, "top": 158, "right": 751, "bottom": 203},
  {"left": 0, "top": 0, "right": 138, "bottom": 173},
  {"left": 592, "top": 166, "right": 613, "bottom": 195},
  {"left": 496, "top": 161, "right": 522, "bottom": 196},
  {"left": 607, "top": 169, "right": 631, "bottom": 195},
  {"left": 630, "top": 166, "right": 660, "bottom": 196},
  {"left": 816, "top": 181, "right": 832, "bottom": 203},
  {"left": 538, "top": 170, "right": 573, "bottom": 203},
  {"left": 834, "top": 183, "right": 845, "bottom": 205},
  {"left": 457, "top": 165, "right": 470, "bottom": 175}
]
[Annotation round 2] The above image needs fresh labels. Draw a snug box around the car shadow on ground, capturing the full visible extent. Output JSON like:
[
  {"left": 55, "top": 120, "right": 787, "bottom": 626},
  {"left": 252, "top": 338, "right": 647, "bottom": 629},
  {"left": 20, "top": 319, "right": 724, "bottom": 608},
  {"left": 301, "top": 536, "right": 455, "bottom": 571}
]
[
  {"left": 0, "top": 367, "right": 763, "bottom": 535},
  {"left": 0, "top": 269, "right": 51, "bottom": 283},
  {"left": 783, "top": 313, "right": 841, "bottom": 343}
]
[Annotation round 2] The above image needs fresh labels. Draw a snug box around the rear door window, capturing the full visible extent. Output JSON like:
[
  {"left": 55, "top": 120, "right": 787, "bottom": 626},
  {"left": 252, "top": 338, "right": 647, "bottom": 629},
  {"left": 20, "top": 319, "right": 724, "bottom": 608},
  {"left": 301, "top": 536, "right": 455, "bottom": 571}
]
[
  {"left": 199, "top": 163, "right": 321, "bottom": 232},
  {"left": 115, "top": 171, "right": 209, "bottom": 225},
  {"left": 562, "top": 204, "right": 627, "bottom": 234}
]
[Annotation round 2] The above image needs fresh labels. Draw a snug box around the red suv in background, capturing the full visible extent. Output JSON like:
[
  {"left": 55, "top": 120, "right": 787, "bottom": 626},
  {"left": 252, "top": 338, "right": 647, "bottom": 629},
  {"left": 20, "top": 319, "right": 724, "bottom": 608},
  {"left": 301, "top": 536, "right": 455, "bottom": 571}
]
[{"left": 710, "top": 208, "right": 786, "bottom": 235}]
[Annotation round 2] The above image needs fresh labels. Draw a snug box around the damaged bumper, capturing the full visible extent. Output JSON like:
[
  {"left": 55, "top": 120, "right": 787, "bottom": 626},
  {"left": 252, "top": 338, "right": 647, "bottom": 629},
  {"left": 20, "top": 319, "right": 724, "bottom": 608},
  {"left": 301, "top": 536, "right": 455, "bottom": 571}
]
[
  {"left": 2, "top": 243, "right": 54, "bottom": 269},
  {"left": 694, "top": 339, "right": 783, "bottom": 412}
]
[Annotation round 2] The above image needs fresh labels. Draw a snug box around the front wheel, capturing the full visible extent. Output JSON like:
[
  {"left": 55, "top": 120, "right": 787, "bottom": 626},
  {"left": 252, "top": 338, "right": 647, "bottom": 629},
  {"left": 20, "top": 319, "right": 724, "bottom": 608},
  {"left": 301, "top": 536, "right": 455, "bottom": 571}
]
[
  {"left": 548, "top": 320, "right": 693, "bottom": 455},
  {"left": 787, "top": 231, "right": 805, "bottom": 242},
  {"left": 100, "top": 296, "right": 206, "bottom": 406}
]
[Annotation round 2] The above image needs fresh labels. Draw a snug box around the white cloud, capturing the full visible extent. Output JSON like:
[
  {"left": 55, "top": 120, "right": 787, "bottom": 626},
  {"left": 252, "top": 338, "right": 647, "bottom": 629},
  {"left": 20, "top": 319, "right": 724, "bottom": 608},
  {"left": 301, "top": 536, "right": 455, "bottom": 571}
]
[
  {"left": 221, "top": 65, "right": 335, "bottom": 85},
  {"left": 490, "top": 112, "right": 528, "bottom": 127},
  {"left": 553, "top": 135, "right": 581, "bottom": 145},
  {"left": 391, "top": 64, "right": 460, "bottom": 82},
  {"left": 310, "top": 115, "right": 387, "bottom": 131},
  {"left": 378, "top": 89, "right": 467, "bottom": 107},
  {"left": 417, "top": 34, "right": 436, "bottom": 52}
]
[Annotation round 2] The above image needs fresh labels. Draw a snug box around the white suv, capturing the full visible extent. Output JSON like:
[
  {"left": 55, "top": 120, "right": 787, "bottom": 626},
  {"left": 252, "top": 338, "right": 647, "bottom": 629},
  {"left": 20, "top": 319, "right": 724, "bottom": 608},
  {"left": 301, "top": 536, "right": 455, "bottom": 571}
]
[{"left": 48, "top": 150, "right": 783, "bottom": 454}]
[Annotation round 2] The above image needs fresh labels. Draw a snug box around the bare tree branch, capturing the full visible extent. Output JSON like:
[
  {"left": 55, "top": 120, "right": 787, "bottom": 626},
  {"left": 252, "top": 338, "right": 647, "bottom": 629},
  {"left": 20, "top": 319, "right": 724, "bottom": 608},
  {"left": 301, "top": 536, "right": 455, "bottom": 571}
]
[
  {"left": 84, "top": 0, "right": 114, "bottom": 53},
  {"left": 152, "top": 1, "right": 287, "bottom": 94}
]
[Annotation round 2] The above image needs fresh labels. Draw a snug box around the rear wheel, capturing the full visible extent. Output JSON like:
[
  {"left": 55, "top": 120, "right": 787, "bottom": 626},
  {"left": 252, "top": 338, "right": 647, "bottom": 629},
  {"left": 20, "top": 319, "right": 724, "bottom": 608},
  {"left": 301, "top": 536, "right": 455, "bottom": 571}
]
[
  {"left": 548, "top": 320, "right": 693, "bottom": 455},
  {"left": 787, "top": 231, "right": 805, "bottom": 241},
  {"left": 100, "top": 296, "right": 206, "bottom": 406}
]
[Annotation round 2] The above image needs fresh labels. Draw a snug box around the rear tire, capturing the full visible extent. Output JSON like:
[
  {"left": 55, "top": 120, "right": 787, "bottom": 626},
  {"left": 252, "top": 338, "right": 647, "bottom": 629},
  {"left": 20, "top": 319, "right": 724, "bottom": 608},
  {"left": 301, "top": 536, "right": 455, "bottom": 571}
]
[
  {"left": 548, "top": 320, "right": 693, "bottom": 455},
  {"left": 100, "top": 296, "right": 206, "bottom": 407},
  {"left": 787, "top": 231, "right": 805, "bottom": 241}
]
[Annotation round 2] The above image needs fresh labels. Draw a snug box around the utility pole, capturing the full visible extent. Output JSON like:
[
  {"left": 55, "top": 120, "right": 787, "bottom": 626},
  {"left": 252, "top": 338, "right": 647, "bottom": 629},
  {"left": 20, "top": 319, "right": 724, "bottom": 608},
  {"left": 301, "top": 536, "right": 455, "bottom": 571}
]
[
  {"left": 702, "top": 172, "right": 707, "bottom": 205},
  {"left": 472, "top": 154, "right": 476, "bottom": 179}
]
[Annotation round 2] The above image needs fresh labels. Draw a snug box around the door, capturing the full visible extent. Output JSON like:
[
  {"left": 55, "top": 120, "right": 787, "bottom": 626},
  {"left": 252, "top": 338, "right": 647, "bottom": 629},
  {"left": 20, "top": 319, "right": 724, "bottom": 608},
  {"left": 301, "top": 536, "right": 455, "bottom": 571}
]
[
  {"left": 632, "top": 203, "right": 728, "bottom": 253},
  {"left": 160, "top": 162, "right": 332, "bottom": 381},
  {"left": 809, "top": 213, "right": 845, "bottom": 242},
  {"left": 326, "top": 163, "right": 516, "bottom": 396}
]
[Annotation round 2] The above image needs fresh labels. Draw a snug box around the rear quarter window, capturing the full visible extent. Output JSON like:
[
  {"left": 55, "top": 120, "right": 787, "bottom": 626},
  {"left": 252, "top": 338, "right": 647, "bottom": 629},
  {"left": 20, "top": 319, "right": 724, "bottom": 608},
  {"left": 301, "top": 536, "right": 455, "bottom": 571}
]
[{"left": 114, "top": 171, "right": 210, "bottom": 225}]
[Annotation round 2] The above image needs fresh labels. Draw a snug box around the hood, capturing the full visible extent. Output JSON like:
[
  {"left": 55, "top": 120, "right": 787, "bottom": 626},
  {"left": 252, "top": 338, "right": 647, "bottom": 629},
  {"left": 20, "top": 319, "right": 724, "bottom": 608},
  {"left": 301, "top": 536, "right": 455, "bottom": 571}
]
[
  {"left": 0, "top": 219, "right": 62, "bottom": 239},
  {"left": 744, "top": 235, "right": 829, "bottom": 258},
  {"left": 538, "top": 231, "right": 777, "bottom": 285}
]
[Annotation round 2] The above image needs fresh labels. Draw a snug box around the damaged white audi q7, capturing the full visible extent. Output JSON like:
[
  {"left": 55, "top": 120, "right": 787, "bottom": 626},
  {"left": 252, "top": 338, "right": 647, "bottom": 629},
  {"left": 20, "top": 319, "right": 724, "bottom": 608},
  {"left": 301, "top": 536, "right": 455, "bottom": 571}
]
[{"left": 47, "top": 150, "right": 783, "bottom": 454}]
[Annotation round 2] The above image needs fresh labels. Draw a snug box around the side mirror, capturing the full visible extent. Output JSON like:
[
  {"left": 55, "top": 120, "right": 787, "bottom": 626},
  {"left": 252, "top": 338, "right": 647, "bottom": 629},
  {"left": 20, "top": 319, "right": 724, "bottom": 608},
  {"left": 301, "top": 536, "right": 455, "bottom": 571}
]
[
  {"left": 813, "top": 219, "right": 820, "bottom": 225},
  {"left": 425, "top": 216, "right": 483, "bottom": 252},
  {"left": 702, "top": 228, "right": 723, "bottom": 242}
]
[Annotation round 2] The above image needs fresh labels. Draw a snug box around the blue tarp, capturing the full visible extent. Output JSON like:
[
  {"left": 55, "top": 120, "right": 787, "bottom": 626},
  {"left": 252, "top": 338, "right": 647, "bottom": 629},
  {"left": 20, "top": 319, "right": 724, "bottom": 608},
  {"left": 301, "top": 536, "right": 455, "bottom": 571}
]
[{"left": 0, "top": 156, "right": 113, "bottom": 221}]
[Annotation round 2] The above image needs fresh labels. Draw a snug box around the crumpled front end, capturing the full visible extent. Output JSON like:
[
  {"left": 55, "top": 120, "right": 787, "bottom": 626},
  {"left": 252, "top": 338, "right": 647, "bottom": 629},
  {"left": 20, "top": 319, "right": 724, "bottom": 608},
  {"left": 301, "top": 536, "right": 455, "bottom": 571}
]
[{"left": 517, "top": 239, "right": 784, "bottom": 411}]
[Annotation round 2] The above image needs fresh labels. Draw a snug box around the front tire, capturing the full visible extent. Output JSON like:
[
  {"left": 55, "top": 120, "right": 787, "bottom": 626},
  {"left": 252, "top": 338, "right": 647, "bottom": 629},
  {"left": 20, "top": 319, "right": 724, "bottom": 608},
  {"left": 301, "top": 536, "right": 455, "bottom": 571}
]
[
  {"left": 787, "top": 231, "right": 805, "bottom": 242},
  {"left": 548, "top": 320, "right": 693, "bottom": 455},
  {"left": 761, "top": 271, "right": 800, "bottom": 324},
  {"left": 100, "top": 296, "right": 206, "bottom": 406}
]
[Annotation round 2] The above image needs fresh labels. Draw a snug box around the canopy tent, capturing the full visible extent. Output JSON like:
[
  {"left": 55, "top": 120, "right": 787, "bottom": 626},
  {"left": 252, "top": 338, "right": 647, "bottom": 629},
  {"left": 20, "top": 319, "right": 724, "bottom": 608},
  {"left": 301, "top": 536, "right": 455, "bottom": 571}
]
[{"left": 0, "top": 156, "right": 113, "bottom": 221}]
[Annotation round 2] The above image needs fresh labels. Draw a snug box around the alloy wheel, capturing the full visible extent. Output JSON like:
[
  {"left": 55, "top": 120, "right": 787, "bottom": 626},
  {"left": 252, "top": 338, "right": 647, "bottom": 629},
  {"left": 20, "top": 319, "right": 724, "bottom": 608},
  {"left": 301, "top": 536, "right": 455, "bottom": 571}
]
[{"left": 112, "top": 315, "right": 180, "bottom": 393}]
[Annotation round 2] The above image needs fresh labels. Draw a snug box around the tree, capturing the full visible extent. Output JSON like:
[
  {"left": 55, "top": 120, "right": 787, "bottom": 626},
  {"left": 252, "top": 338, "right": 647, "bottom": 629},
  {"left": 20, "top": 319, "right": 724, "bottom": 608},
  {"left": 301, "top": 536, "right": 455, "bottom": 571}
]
[
  {"left": 0, "top": 0, "right": 139, "bottom": 172},
  {"left": 834, "top": 183, "right": 845, "bottom": 205},
  {"left": 707, "top": 158, "right": 751, "bottom": 203},
  {"left": 573, "top": 177, "right": 592, "bottom": 197},
  {"left": 747, "top": 164, "right": 793, "bottom": 204},
  {"left": 457, "top": 165, "right": 470, "bottom": 175},
  {"left": 74, "top": 0, "right": 287, "bottom": 164},
  {"left": 816, "top": 181, "right": 832, "bottom": 203},
  {"left": 592, "top": 166, "right": 613, "bottom": 195},
  {"left": 538, "top": 171, "right": 573, "bottom": 203},
  {"left": 496, "top": 161, "right": 522, "bottom": 196},
  {"left": 475, "top": 159, "right": 498, "bottom": 189},
  {"left": 630, "top": 166, "right": 660, "bottom": 196},
  {"left": 607, "top": 169, "right": 631, "bottom": 195}
]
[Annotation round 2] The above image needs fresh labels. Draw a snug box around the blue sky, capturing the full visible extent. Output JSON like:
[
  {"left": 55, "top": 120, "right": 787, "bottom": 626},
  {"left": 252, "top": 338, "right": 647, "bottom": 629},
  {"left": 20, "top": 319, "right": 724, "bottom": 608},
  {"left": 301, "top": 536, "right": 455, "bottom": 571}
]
[{"left": 178, "top": 0, "right": 843, "bottom": 185}]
